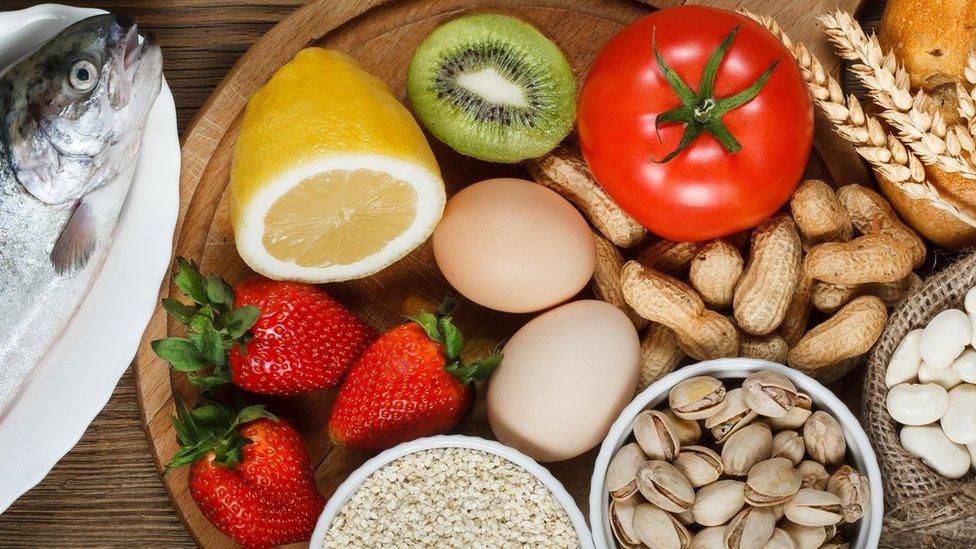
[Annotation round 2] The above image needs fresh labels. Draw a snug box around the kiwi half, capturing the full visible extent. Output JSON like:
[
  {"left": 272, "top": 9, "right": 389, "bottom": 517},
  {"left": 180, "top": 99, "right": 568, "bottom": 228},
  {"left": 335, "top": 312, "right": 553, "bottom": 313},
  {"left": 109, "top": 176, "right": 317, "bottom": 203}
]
[{"left": 407, "top": 13, "right": 576, "bottom": 163}]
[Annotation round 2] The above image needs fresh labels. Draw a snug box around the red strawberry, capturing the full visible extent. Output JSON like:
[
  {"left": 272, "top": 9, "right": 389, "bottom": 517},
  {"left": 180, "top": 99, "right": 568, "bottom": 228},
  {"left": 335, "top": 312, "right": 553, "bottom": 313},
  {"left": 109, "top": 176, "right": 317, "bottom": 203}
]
[
  {"left": 229, "top": 276, "right": 376, "bottom": 395},
  {"left": 328, "top": 307, "right": 501, "bottom": 450},
  {"left": 168, "top": 400, "right": 325, "bottom": 549},
  {"left": 152, "top": 258, "right": 375, "bottom": 395}
]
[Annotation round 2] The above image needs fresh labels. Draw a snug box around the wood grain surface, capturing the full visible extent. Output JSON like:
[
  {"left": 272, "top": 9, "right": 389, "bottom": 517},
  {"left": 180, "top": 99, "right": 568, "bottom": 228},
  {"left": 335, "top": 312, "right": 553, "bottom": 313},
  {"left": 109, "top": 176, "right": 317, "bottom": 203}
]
[{"left": 0, "top": 0, "right": 882, "bottom": 547}]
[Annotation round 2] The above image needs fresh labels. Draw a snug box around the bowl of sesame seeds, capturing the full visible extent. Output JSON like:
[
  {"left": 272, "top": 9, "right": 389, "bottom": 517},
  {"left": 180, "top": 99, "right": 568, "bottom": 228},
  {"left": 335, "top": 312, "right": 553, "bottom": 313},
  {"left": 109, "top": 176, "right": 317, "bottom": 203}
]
[{"left": 311, "top": 434, "right": 593, "bottom": 548}]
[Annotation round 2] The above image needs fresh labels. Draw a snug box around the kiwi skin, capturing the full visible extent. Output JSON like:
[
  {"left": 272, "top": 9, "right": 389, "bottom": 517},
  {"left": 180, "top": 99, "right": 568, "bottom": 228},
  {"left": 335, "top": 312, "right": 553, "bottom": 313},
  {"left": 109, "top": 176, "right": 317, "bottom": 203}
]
[{"left": 407, "top": 13, "right": 577, "bottom": 164}]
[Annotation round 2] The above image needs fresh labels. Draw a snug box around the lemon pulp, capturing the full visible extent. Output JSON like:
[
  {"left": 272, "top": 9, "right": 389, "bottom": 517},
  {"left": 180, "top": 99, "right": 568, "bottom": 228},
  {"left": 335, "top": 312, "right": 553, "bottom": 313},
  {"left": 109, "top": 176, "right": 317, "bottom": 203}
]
[{"left": 263, "top": 169, "right": 418, "bottom": 267}]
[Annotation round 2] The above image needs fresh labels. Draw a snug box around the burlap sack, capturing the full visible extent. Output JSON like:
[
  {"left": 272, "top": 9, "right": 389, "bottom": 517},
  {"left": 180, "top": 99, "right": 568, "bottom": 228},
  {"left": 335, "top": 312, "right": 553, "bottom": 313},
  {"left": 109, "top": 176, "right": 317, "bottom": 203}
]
[{"left": 865, "top": 252, "right": 976, "bottom": 547}]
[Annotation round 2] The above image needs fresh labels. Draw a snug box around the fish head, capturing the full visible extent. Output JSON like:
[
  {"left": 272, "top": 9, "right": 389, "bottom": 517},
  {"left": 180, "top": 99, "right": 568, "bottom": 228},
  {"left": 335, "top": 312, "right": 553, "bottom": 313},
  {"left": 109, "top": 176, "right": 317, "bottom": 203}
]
[{"left": 1, "top": 14, "right": 163, "bottom": 205}]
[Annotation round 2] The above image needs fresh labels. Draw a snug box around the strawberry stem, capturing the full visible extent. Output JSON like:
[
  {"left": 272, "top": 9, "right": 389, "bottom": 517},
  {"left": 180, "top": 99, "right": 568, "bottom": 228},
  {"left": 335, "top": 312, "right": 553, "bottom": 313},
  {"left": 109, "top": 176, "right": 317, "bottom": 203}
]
[
  {"left": 409, "top": 300, "right": 503, "bottom": 385},
  {"left": 167, "top": 396, "right": 276, "bottom": 471},
  {"left": 152, "top": 258, "right": 259, "bottom": 389}
]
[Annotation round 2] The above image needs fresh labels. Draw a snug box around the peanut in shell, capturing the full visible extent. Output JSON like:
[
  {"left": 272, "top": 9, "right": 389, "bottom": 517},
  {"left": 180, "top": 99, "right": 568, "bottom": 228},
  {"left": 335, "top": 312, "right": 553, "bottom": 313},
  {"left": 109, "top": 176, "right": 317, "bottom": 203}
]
[
  {"left": 733, "top": 214, "right": 802, "bottom": 336},
  {"left": 787, "top": 295, "right": 887, "bottom": 382},
  {"left": 804, "top": 233, "right": 913, "bottom": 284},
  {"left": 526, "top": 147, "right": 645, "bottom": 248},
  {"left": 689, "top": 239, "right": 743, "bottom": 309},
  {"left": 790, "top": 179, "right": 853, "bottom": 247},
  {"left": 836, "top": 183, "right": 926, "bottom": 268},
  {"left": 591, "top": 233, "right": 647, "bottom": 330}
]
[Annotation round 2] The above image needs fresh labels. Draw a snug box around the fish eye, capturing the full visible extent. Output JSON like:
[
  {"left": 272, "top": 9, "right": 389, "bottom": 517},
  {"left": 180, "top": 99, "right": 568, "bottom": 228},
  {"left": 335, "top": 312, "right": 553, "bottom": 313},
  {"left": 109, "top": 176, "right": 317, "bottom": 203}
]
[{"left": 68, "top": 60, "right": 98, "bottom": 92}]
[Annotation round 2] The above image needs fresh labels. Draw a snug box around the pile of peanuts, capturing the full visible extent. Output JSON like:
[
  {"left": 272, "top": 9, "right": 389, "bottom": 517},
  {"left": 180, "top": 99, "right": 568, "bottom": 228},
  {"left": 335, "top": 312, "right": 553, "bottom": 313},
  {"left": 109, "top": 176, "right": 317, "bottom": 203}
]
[{"left": 528, "top": 147, "right": 924, "bottom": 388}]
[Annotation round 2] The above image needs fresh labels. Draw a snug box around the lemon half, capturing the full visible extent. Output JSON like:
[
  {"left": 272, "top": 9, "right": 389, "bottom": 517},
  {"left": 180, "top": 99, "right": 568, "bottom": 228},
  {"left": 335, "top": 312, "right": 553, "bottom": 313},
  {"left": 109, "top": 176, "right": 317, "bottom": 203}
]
[{"left": 231, "top": 48, "right": 445, "bottom": 282}]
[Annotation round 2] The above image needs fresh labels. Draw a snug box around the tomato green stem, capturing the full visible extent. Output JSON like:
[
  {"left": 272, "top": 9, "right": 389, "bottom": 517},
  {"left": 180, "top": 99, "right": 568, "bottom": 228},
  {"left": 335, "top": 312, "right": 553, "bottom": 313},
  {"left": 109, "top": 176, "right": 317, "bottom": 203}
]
[{"left": 651, "top": 25, "right": 779, "bottom": 162}]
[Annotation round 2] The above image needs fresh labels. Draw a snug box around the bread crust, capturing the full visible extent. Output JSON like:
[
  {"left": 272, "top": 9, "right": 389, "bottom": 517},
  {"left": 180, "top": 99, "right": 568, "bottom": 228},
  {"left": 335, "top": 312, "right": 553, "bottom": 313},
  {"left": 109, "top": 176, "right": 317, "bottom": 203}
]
[{"left": 877, "top": 0, "right": 976, "bottom": 249}]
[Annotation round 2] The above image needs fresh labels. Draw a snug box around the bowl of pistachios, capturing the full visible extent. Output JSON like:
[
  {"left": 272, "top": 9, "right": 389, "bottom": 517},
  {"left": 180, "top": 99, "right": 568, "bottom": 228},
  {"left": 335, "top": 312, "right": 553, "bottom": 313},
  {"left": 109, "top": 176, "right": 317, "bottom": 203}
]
[{"left": 589, "top": 358, "right": 882, "bottom": 548}]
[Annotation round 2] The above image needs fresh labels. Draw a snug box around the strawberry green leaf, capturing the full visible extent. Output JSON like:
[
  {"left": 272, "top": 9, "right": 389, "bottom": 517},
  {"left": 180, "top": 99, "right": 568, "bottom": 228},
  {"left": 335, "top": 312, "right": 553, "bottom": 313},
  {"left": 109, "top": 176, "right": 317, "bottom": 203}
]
[
  {"left": 438, "top": 316, "right": 463, "bottom": 361},
  {"left": 173, "top": 258, "right": 208, "bottom": 306},
  {"left": 190, "top": 403, "right": 231, "bottom": 430},
  {"left": 187, "top": 370, "right": 233, "bottom": 388},
  {"left": 410, "top": 311, "right": 443, "bottom": 343},
  {"left": 226, "top": 305, "right": 260, "bottom": 339},
  {"left": 165, "top": 439, "right": 213, "bottom": 470},
  {"left": 205, "top": 274, "right": 235, "bottom": 310},
  {"left": 158, "top": 258, "right": 262, "bottom": 390},
  {"left": 445, "top": 344, "right": 503, "bottom": 385},
  {"left": 152, "top": 338, "right": 208, "bottom": 372},
  {"left": 234, "top": 404, "right": 276, "bottom": 426},
  {"left": 161, "top": 299, "right": 196, "bottom": 324}
]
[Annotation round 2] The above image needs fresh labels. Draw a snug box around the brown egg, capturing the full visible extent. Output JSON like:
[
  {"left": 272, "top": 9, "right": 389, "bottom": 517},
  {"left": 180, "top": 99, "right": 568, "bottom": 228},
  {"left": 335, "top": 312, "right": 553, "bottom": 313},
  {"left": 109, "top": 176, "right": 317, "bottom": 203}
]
[
  {"left": 432, "top": 178, "right": 596, "bottom": 313},
  {"left": 488, "top": 300, "right": 641, "bottom": 462}
]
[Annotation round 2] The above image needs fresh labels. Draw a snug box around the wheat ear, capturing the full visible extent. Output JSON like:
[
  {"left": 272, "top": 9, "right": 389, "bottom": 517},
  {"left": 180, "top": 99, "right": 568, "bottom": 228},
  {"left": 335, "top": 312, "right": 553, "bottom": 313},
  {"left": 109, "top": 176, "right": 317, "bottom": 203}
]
[
  {"left": 958, "top": 51, "right": 976, "bottom": 137},
  {"left": 737, "top": 8, "right": 976, "bottom": 228},
  {"left": 819, "top": 10, "right": 976, "bottom": 180}
]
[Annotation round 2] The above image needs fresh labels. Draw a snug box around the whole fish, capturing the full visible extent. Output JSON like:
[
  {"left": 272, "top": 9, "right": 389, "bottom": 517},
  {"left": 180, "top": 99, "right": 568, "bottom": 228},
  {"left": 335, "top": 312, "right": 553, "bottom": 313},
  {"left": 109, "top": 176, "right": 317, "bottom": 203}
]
[{"left": 0, "top": 15, "right": 162, "bottom": 414}]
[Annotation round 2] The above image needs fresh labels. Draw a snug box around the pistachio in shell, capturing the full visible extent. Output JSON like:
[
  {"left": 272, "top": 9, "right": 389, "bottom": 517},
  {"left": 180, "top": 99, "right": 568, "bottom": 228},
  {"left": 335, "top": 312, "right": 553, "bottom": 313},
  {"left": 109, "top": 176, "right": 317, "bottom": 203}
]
[
  {"left": 803, "top": 411, "right": 846, "bottom": 466},
  {"left": 636, "top": 460, "right": 696, "bottom": 513},
  {"left": 634, "top": 409, "right": 681, "bottom": 460},
  {"left": 768, "top": 392, "right": 813, "bottom": 431},
  {"left": 609, "top": 497, "right": 641, "bottom": 548},
  {"left": 784, "top": 488, "right": 844, "bottom": 527},
  {"left": 780, "top": 521, "right": 828, "bottom": 549},
  {"left": 826, "top": 465, "right": 870, "bottom": 524},
  {"left": 665, "top": 408, "right": 703, "bottom": 446},
  {"left": 673, "top": 445, "right": 723, "bottom": 487},
  {"left": 796, "top": 460, "right": 830, "bottom": 490},
  {"left": 633, "top": 503, "right": 692, "bottom": 549},
  {"left": 742, "top": 370, "right": 798, "bottom": 418},
  {"left": 764, "top": 528, "right": 798, "bottom": 549},
  {"left": 771, "top": 430, "right": 805, "bottom": 465},
  {"left": 691, "top": 479, "right": 746, "bottom": 526},
  {"left": 723, "top": 505, "right": 776, "bottom": 549},
  {"left": 607, "top": 442, "right": 646, "bottom": 500},
  {"left": 688, "top": 527, "right": 726, "bottom": 549},
  {"left": 704, "top": 388, "right": 758, "bottom": 443},
  {"left": 669, "top": 376, "right": 728, "bottom": 420},
  {"left": 744, "top": 457, "right": 801, "bottom": 506},
  {"left": 721, "top": 421, "right": 773, "bottom": 476}
]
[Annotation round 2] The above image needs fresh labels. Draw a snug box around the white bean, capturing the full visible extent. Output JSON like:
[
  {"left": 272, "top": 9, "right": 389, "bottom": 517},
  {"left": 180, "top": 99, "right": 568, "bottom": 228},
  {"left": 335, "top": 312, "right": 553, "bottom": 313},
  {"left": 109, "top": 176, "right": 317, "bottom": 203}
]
[
  {"left": 886, "top": 329, "right": 922, "bottom": 388},
  {"left": 953, "top": 349, "right": 976, "bottom": 383},
  {"left": 919, "top": 361, "right": 964, "bottom": 389},
  {"left": 900, "top": 424, "right": 971, "bottom": 479},
  {"left": 919, "top": 309, "right": 972, "bottom": 369},
  {"left": 886, "top": 383, "right": 949, "bottom": 425},
  {"left": 941, "top": 384, "right": 976, "bottom": 445}
]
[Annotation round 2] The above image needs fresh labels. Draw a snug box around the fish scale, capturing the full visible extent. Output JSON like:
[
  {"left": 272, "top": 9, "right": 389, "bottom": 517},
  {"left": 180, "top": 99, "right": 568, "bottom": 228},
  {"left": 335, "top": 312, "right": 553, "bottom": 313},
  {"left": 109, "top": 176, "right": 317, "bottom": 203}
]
[{"left": 0, "top": 14, "right": 161, "bottom": 415}]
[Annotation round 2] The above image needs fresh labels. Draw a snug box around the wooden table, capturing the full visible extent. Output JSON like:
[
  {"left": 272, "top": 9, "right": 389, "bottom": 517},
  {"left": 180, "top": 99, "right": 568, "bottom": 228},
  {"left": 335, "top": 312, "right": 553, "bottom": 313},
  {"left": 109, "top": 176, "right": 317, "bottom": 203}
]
[
  {"left": 0, "top": 2, "right": 303, "bottom": 545},
  {"left": 0, "top": 0, "right": 888, "bottom": 546}
]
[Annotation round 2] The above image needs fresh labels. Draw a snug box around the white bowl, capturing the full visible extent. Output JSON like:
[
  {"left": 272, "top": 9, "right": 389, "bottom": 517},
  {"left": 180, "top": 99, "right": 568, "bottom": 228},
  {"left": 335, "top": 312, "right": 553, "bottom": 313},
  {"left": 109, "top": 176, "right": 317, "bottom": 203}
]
[
  {"left": 589, "top": 359, "right": 883, "bottom": 548},
  {"left": 311, "top": 434, "right": 594, "bottom": 549}
]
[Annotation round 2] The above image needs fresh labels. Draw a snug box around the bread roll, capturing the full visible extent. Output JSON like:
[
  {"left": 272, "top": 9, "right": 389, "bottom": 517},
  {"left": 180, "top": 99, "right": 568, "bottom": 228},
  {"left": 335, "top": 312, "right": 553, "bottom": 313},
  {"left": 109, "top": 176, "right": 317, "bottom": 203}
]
[
  {"left": 879, "top": 0, "right": 976, "bottom": 122},
  {"left": 877, "top": 0, "right": 976, "bottom": 248}
]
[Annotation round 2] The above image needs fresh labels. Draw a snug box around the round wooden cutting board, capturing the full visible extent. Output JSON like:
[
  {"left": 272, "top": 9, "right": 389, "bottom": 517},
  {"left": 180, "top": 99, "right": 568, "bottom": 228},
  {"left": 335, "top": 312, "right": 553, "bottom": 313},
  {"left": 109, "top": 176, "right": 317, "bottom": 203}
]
[{"left": 133, "top": 0, "right": 865, "bottom": 545}]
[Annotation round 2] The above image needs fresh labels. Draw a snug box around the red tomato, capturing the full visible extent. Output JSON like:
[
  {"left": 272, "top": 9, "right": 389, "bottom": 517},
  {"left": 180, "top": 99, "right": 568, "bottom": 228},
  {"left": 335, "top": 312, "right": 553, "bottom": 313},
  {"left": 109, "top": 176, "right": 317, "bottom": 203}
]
[{"left": 578, "top": 6, "right": 813, "bottom": 242}]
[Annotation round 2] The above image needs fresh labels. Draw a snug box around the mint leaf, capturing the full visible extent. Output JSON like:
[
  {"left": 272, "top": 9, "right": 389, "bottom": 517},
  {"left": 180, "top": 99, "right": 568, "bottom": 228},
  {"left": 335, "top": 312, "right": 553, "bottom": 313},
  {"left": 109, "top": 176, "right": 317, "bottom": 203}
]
[{"left": 152, "top": 338, "right": 207, "bottom": 372}]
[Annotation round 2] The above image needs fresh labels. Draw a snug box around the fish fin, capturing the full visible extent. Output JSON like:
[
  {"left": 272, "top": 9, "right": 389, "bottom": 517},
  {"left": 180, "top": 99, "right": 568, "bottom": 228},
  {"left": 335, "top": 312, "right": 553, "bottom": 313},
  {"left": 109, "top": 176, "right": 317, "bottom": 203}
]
[{"left": 51, "top": 200, "right": 97, "bottom": 274}]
